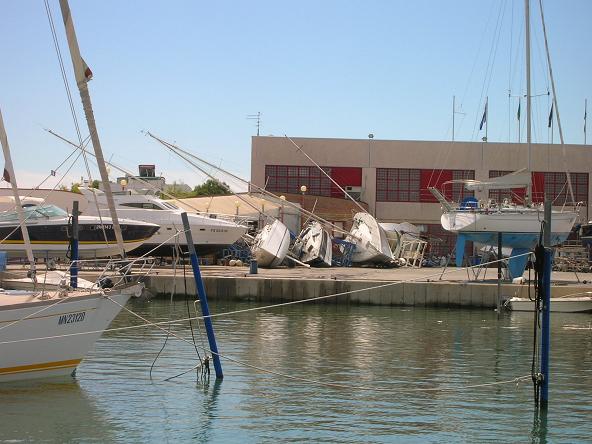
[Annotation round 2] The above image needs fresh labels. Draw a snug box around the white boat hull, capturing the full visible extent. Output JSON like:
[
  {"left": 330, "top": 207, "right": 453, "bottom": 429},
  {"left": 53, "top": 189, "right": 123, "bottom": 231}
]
[
  {"left": 251, "top": 220, "right": 290, "bottom": 267},
  {"left": 346, "top": 213, "right": 393, "bottom": 264},
  {"left": 442, "top": 209, "right": 577, "bottom": 236},
  {"left": 0, "top": 284, "right": 140, "bottom": 382},
  {"left": 508, "top": 297, "right": 592, "bottom": 313},
  {"left": 294, "top": 221, "right": 332, "bottom": 267},
  {"left": 94, "top": 208, "right": 247, "bottom": 254}
]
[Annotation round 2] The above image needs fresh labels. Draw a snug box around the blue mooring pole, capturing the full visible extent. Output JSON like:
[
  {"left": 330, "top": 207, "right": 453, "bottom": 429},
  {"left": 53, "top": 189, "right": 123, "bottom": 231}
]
[
  {"left": 181, "top": 212, "right": 223, "bottom": 379},
  {"left": 540, "top": 200, "right": 552, "bottom": 409},
  {"left": 69, "top": 201, "right": 79, "bottom": 289}
]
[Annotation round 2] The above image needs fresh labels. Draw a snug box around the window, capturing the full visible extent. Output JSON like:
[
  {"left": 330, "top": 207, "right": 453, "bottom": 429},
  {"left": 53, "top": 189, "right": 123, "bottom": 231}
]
[
  {"left": 265, "top": 165, "right": 361, "bottom": 198},
  {"left": 376, "top": 168, "right": 421, "bottom": 202},
  {"left": 377, "top": 168, "right": 474, "bottom": 203},
  {"left": 543, "top": 172, "right": 588, "bottom": 205},
  {"left": 120, "top": 202, "right": 164, "bottom": 210}
]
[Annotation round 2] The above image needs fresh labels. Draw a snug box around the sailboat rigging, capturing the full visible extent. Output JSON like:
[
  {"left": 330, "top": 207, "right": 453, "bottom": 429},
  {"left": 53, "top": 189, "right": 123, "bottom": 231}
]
[{"left": 428, "top": 0, "right": 580, "bottom": 278}]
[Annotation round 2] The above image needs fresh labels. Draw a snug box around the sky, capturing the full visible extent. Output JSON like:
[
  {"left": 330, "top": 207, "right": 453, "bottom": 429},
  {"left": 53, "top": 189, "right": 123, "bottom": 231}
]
[{"left": 1, "top": 0, "right": 591, "bottom": 190}]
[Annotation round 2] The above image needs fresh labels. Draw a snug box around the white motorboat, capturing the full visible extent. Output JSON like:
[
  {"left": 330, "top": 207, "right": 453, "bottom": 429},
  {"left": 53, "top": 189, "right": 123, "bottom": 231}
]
[
  {"left": 251, "top": 219, "right": 290, "bottom": 267},
  {"left": 79, "top": 188, "right": 248, "bottom": 256},
  {"left": 0, "top": 202, "right": 159, "bottom": 258},
  {"left": 507, "top": 294, "right": 592, "bottom": 313},
  {"left": 0, "top": 282, "right": 143, "bottom": 382},
  {"left": 346, "top": 212, "right": 394, "bottom": 264},
  {"left": 292, "top": 221, "right": 332, "bottom": 267}
]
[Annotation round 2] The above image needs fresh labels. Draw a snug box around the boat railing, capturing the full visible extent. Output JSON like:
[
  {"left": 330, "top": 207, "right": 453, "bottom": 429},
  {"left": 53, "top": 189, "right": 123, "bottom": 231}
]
[{"left": 67, "top": 256, "right": 158, "bottom": 292}]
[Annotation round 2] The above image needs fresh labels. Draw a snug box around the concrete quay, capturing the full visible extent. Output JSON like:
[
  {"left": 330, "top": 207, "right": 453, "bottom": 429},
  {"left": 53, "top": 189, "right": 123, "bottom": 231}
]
[{"left": 96, "top": 265, "right": 592, "bottom": 309}]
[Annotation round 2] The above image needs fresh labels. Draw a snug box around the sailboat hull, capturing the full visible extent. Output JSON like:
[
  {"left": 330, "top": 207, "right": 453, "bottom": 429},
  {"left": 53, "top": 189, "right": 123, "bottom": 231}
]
[
  {"left": 442, "top": 209, "right": 577, "bottom": 248},
  {"left": 294, "top": 222, "right": 332, "bottom": 267},
  {"left": 0, "top": 285, "right": 140, "bottom": 382},
  {"left": 346, "top": 213, "right": 393, "bottom": 264},
  {"left": 251, "top": 220, "right": 290, "bottom": 267}
]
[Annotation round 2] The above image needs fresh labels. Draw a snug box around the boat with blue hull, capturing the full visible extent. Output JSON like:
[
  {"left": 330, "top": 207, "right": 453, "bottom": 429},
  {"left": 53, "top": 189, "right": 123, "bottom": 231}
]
[{"left": 429, "top": 0, "right": 580, "bottom": 278}]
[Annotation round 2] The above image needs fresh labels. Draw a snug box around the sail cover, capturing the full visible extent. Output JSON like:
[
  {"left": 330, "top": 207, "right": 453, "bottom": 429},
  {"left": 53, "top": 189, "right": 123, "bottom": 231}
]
[{"left": 461, "top": 169, "right": 531, "bottom": 191}]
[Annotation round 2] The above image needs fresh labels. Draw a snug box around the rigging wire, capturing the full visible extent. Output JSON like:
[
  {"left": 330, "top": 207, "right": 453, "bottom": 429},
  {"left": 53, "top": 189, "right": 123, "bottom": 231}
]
[
  {"left": 470, "top": 0, "right": 507, "bottom": 141},
  {"left": 43, "top": 0, "right": 109, "bottom": 244},
  {"left": 0, "top": 141, "right": 89, "bottom": 247}
]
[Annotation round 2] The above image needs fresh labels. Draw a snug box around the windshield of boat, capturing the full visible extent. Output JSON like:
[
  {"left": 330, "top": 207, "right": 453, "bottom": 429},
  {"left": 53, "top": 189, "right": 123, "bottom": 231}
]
[
  {"left": 0, "top": 204, "right": 68, "bottom": 222},
  {"left": 119, "top": 200, "right": 180, "bottom": 210}
]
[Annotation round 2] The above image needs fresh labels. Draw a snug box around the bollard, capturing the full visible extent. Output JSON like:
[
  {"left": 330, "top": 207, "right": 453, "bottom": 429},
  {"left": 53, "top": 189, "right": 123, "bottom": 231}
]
[{"left": 249, "top": 259, "right": 258, "bottom": 274}]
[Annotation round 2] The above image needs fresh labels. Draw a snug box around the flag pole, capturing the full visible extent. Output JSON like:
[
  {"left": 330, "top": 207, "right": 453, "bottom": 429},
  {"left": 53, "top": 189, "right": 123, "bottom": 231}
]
[
  {"left": 518, "top": 97, "right": 521, "bottom": 143},
  {"left": 585, "top": 98, "right": 588, "bottom": 145},
  {"left": 485, "top": 97, "right": 488, "bottom": 142}
]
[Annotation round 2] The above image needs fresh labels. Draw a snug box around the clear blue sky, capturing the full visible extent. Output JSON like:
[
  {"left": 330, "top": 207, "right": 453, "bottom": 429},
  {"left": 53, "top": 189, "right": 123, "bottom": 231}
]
[{"left": 1, "top": 0, "right": 591, "bottom": 189}]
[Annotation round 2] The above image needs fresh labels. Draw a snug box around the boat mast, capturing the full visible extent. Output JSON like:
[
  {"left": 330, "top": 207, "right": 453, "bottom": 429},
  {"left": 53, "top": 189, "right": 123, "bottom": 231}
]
[
  {"left": 0, "top": 108, "right": 36, "bottom": 277},
  {"left": 525, "top": 0, "right": 532, "bottom": 205},
  {"left": 537, "top": 0, "right": 576, "bottom": 208},
  {"left": 58, "top": 0, "right": 125, "bottom": 256}
]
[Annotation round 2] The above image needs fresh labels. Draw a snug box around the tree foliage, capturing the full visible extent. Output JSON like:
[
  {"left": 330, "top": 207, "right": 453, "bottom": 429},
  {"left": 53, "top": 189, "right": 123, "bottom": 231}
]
[{"left": 192, "top": 179, "right": 232, "bottom": 196}]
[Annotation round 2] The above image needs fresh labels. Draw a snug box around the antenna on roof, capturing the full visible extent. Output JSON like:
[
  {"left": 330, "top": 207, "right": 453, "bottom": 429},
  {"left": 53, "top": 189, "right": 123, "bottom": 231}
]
[{"left": 247, "top": 112, "right": 261, "bottom": 136}]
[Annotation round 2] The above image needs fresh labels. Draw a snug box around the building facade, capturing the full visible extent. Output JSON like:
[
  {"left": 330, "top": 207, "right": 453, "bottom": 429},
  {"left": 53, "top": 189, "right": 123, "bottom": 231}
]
[{"left": 251, "top": 136, "right": 591, "bottom": 255}]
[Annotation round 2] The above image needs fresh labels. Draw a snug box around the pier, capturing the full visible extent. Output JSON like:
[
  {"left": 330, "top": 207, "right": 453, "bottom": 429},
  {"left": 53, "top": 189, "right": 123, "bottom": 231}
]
[{"left": 29, "top": 265, "right": 591, "bottom": 309}]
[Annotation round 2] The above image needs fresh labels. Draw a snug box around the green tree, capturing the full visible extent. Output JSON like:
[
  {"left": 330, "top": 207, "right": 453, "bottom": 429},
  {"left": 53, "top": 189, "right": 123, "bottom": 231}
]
[
  {"left": 91, "top": 179, "right": 100, "bottom": 189},
  {"left": 71, "top": 183, "right": 81, "bottom": 194},
  {"left": 192, "top": 179, "right": 231, "bottom": 196}
]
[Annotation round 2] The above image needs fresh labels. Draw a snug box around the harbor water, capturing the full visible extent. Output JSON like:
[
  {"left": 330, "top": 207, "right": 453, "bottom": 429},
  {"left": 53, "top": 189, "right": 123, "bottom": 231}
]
[{"left": 1, "top": 299, "right": 591, "bottom": 443}]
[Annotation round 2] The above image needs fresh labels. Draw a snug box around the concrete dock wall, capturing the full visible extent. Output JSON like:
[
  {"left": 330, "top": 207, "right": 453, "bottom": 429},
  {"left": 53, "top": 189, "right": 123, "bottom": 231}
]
[{"left": 144, "top": 274, "right": 548, "bottom": 309}]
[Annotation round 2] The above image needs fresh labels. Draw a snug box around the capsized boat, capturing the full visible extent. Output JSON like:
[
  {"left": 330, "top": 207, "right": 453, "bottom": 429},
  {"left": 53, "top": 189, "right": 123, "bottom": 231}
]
[
  {"left": 292, "top": 221, "right": 332, "bottom": 267},
  {"left": 379, "top": 222, "right": 422, "bottom": 257},
  {"left": 251, "top": 219, "right": 290, "bottom": 267},
  {"left": 79, "top": 187, "right": 247, "bottom": 256},
  {"left": 0, "top": 202, "right": 159, "bottom": 258},
  {"left": 346, "top": 212, "right": 394, "bottom": 264},
  {"left": 0, "top": 281, "right": 143, "bottom": 382}
]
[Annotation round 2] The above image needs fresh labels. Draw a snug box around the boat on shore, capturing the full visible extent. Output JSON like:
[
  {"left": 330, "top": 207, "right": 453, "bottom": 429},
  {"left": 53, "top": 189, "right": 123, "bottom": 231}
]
[
  {"left": 251, "top": 219, "right": 290, "bottom": 267},
  {"left": 0, "top": 201, "right": 159, "bottom": 259},
  {"left": 292, "top": 221, "right": 332, "bottom": 267},
  {"left": 429, "top": 0, "right": 580, "bottom": 278},
  {"left": 79, "top": 187, "right": 247, "bottom": 256},
  {"left": 346, "top": 212, "right": 394, "bottom": 265}
]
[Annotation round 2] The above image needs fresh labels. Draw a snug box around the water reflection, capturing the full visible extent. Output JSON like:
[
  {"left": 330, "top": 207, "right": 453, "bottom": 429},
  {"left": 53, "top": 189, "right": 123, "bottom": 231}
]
[
  {"left": 1, "top": 300, "right": 590, "bottom": 442},
  {"left": 0, "top": 379, "right": 118, "bottom": 442}
]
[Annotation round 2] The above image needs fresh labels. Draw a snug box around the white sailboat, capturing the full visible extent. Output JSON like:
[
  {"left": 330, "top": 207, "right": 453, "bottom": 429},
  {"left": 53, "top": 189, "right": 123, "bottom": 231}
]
[
  {"left": 251, "top": 218, "right": 291, "bottom": 267},
  {"left": 0, "top": 106, "right": 143, "bottom": 382},
  {"left": 346, "top": 212, "right": 394, "bottom": 264},
  {"left": 429, "top": 0, "right": 579, "bottom": 277},
  {"left": 284, "top": 136, "right": 395, "bottom": 266},
  {"left": 292, "top": 220, "right": 332, "bottom": 267}
]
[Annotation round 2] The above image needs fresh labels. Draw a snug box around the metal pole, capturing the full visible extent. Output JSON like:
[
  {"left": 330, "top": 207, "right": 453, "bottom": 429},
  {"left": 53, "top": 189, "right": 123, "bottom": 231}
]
[
  {"left": 181, "top": 212, "right": 223, "bottom": 379},
  {"left": 540, "top": 199, "right": 552, "bottom": 408},
  {"left": 452, "top": 95, "right": 455, "bottom": 142},
  {"left": 525, "top": 0, "right": 532, "bottom": 204},
  {"left": 70, "top": 201, "right": 79, "bottom": 288},
  {"left": 497, "top": 232, "right": 502, "bottom": 314}
]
